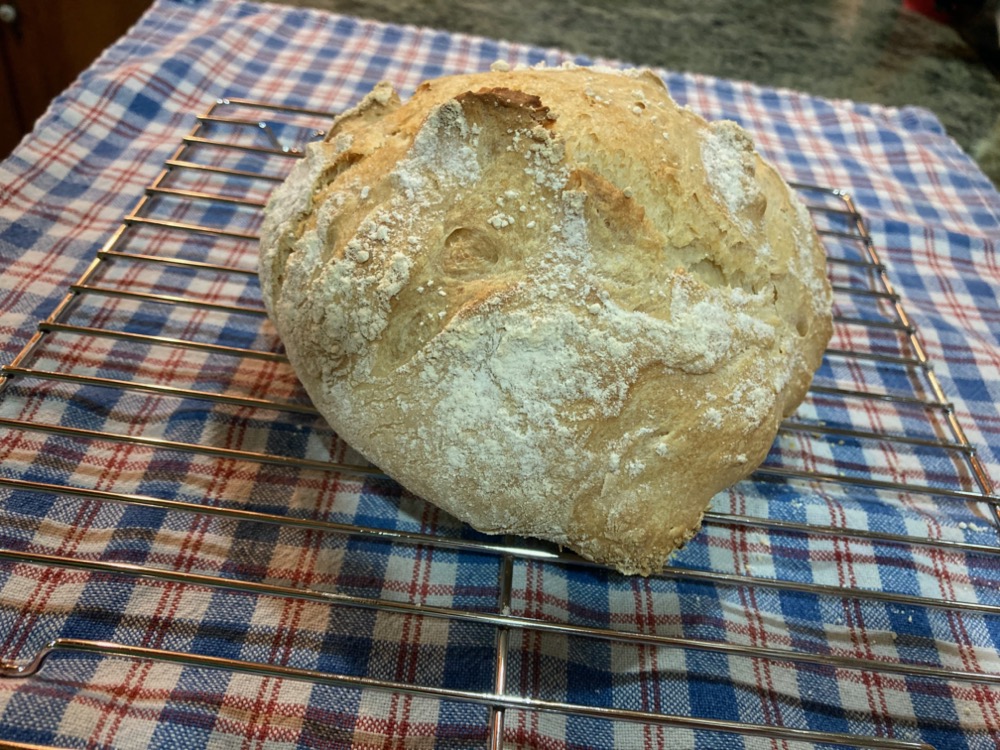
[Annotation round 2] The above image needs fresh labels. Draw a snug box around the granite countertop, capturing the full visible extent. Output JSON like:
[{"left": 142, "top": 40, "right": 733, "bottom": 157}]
[{"left": 272, "top": 0, "right": 1000, "bottom": 187}]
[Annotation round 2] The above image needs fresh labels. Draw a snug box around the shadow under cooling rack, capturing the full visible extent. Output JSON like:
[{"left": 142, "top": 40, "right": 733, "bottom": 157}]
[{"left": 0, "top": 98, "right": 998, "bottom": 750}]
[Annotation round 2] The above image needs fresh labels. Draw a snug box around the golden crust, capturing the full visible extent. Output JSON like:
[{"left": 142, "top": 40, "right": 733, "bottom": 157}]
[{"left": 259, "top": 65, "right": 833, "bottom": 575}]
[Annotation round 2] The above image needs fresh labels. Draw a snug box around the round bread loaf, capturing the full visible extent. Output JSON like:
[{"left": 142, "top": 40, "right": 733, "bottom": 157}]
[{"left": 259, "top": 64, "right": 833, "bottom": 575}]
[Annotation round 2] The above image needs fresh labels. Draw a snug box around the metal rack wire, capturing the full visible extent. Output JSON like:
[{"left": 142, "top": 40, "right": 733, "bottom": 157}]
[{"left": 0, "top": 98, "right": 998, "bottom": 750}]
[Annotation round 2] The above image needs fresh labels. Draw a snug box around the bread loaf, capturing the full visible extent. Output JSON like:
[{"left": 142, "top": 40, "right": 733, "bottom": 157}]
[{"left": 259, "top": 63, "right": 833, "bottom": 575}]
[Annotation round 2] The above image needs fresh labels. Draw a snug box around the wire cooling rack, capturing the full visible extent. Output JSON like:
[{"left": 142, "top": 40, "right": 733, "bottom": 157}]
[{"left": 0, "top": 99, "right": 998, "bottom": 750}]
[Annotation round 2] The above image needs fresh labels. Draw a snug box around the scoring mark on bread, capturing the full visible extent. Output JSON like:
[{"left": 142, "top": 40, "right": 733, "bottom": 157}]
[
  {"left": 457, "top": 87, "right": 556, "bottom": 129},
  {"left": 443, "top": 226, "right": 501, "bottom": 276}
]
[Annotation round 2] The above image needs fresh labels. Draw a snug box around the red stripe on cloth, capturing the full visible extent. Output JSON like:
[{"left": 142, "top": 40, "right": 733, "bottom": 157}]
[
  {"left": 86, "top": 658, "right": 157, "bottom": 749},
  {"left": 376, "top": 495, "right": 444, "bottom": 747},
  {"left": 842, "top": 585, "right": 895, "bottom": 738},
  {"left": 729, "top": 520, "right": 791, "bottom": 736},
  {"left": 629, "top": 578, "right": 665, "bottom": 750},
  {"left": 934, "top": 552, "right": 1000, "bottom": 736}
]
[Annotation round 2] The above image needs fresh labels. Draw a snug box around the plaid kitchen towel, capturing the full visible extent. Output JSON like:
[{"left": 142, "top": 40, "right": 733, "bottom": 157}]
[{"left": 1, "top": 0, "right": 1000, "bottom": 748}]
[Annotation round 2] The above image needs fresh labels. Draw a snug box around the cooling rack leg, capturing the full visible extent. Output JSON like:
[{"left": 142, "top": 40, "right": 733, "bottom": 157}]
[
  {"left": 842, "top": 194, "right": 1000, "bottom": 529},
  {"left": 488, "top": 549, "right": 515, "bottom": 749}
]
